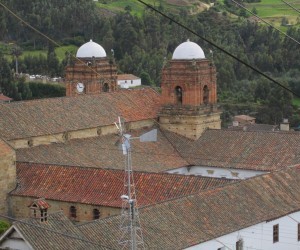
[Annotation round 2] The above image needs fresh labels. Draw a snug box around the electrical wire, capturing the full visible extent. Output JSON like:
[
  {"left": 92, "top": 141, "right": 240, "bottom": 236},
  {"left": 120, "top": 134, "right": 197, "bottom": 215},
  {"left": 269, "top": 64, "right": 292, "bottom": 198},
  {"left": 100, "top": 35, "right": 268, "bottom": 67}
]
[
  {"left": 136, "top": 0, "right": 300, "bottom": 99},
  {"left": 230, "top": 0, "right": 300, "bottom": 46},
  {"left": 281, "top": 0, "right": 300, "bottom": 14},
  {"left": 0, "top": 1, "right": 300, "bottom": 246}
]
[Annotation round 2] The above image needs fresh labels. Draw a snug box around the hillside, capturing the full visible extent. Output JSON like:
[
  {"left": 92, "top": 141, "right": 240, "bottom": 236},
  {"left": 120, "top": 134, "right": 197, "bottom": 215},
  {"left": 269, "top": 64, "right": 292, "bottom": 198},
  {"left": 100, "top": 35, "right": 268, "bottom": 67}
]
[{"left": 96, "top": 0, "right": 212, "bottom": 16}]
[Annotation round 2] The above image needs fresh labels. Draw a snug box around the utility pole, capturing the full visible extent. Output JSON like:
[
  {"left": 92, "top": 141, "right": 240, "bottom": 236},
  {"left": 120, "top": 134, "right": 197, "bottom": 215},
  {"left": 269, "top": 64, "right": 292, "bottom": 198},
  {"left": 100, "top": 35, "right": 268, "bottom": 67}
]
[{"left": 116, "top": 117, "right": 157, "bottom": 250}]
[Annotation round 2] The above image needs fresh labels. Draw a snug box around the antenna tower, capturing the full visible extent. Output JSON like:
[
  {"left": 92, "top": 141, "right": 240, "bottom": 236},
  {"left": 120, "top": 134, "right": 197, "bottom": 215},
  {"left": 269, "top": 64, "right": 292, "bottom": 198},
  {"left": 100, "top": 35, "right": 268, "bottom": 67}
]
[{"left": 116, "top": 117, "right": 145, "bottom": 250}]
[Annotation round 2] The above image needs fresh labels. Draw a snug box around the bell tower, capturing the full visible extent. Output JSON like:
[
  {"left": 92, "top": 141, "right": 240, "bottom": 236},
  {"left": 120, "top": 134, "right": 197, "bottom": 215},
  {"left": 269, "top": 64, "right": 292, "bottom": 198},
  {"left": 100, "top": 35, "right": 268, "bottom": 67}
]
[
  {"left": 159, "top": 40, "right": 221, "bottom": 140},
  {"left": 65, "top": 40, "right": 118, "bottom": 97}
]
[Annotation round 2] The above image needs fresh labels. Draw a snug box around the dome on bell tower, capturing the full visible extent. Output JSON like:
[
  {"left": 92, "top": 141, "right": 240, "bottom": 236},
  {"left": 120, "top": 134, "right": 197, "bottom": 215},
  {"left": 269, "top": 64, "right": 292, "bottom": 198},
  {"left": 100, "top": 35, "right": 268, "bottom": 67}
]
[
  {"left": 76, "top": 39, "right": 107, "bottom": 58},
  {"left": 172, "top": 39, "right": 205, "bottom": 60}
]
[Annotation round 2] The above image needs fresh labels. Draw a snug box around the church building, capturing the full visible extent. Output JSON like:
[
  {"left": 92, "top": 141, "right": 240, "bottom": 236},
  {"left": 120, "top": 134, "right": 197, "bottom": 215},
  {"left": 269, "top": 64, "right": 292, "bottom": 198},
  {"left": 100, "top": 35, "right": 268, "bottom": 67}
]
[{"left": 1, "top": 39, "right": 300, "bottom": 226}]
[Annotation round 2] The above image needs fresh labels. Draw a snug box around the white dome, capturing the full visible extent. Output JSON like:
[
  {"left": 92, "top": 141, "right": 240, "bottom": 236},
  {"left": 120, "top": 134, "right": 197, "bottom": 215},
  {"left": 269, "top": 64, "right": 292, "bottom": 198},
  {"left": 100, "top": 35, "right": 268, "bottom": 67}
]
[
  {"left": 76, "top": 39, "right": 107, "bottom": 58},
  {"left": 172, "top": 40, "right": 205, "bottom": 60}
]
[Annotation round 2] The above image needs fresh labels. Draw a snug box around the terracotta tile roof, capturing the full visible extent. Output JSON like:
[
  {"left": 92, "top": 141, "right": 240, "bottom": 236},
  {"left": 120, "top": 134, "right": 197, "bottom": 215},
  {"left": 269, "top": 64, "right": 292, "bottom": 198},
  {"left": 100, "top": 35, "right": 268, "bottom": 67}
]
[
  {"left": 78, "top": 166, "right": 300, "bottom": 249},
  {"left": 228, "top": 123, "right": 279, "bottom": 132},
  {"left": 12, "top": 162, "right": 232, "bottom": 208},
  {"left": 234, "top": 114, "right": 255, "bottom": 122},
  {"left": 1, "top": 212, "right": 106, "bottom": 250},
  {"left": 28, "top": 198, "right": 51, "bottom": 209},
  {"left": 0, "top": 88, "right": 160, "bottom": 140},
  {"left": 164, "top": 129, "right": 300, "bottom": 171},
  {"left": 17, "top": 129, "right": 188, "bottom": 172},
  {"left": 117, "top": 74, "right": 140, "bottom": 80},
  {"left": 0, "top": 139, "right": 14, "bottom": 157},
  {"left": 0, "top": 93, "right": 12, "bottom": 101}
]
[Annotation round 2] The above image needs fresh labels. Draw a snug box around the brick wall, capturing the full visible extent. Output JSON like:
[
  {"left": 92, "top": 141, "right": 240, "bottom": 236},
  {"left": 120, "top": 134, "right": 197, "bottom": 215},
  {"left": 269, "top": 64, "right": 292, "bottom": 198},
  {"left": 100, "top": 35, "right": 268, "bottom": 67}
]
[
  {"left": 161, "top": 59, "right": 217, "bottom": 106},
  {"left": 65, "top": 57, "right": 118, "bottom": 97},
  {"left": 159, "top": 58, "right": 221, "bottom": 139}
]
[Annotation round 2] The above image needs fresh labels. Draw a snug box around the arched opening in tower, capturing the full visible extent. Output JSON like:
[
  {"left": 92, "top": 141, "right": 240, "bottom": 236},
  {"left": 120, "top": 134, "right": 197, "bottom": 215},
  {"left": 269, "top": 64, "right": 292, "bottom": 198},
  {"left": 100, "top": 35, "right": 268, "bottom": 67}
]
[
  {"left": 103, "top": 83, "right": 109, "bottom": 92},
  {"left": 175, "top": 86, "right": 183, "bottom": 105},
  {"left": 203, "top": 85, "right": 209, "bottom": 105}
]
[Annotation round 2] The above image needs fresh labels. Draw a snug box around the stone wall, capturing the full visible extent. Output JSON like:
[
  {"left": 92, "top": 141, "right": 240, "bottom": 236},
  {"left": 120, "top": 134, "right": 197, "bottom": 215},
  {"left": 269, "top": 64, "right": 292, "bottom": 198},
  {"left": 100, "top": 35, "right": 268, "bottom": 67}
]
[
  {"left": 9, "top": 196, "right": 120, "bottom": 222},
  {"left": 159, "top": 111, "right": 221, "bottom": 140},
  {"left": 9, "top": 119, "right": 156, "bottom": 149},
  {"left": 0, "top": 144, "right": 16, "bottom": 216}
]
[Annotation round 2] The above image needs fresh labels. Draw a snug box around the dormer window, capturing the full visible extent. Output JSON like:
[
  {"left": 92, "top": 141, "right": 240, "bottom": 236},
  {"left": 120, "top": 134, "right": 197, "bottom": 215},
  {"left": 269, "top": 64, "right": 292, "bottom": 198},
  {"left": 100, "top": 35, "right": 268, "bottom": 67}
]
[{"left": 28, "top": 198, "right": 50, "bottom": 223}]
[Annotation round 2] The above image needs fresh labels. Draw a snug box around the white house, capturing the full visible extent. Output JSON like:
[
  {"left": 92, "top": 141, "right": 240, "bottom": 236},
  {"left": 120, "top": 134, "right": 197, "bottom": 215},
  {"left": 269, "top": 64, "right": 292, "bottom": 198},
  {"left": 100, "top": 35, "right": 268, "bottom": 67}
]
[{"left": 117, "top": 74, "right": 141, "bottom": 88}]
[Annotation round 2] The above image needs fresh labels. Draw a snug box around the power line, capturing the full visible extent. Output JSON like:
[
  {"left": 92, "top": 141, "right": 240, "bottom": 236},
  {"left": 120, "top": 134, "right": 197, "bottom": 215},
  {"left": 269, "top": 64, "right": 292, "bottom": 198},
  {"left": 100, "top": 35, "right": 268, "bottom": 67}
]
[
  {"left": 281, "top": 0, "right": 300, "bottom": 15},
  {"left": 0, "top": 2, "right": 298, "bottom": 249},
  {"left": 231, "top": 0, "right": 300, "bottom": 46},
  {"left": 136, "top": 0, "right": 300, "bottom": 99}
]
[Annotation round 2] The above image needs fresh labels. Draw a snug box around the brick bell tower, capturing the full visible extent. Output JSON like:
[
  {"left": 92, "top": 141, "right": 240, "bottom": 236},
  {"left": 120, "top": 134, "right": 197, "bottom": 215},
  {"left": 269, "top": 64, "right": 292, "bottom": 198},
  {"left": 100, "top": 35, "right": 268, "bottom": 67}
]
[
  {"left": 65, "top": 40, "right": 118, "bottom": 96},
  {"left": 159, "top": 40, "right": 221, "bottom": 140}
]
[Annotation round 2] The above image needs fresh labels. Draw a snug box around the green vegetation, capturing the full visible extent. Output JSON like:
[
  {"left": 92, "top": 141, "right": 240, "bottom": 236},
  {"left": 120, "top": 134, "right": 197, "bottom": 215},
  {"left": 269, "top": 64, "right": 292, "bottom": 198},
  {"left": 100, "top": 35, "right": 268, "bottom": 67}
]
[
  {"left": 0, "top": 0, "right": 300, "bottom": 126},
  {"left": 292, "top": 98, "right": 300, "bottom": 108},
  {"left": 0, "top": 220, "right": 10, "bottom": 235},
  {"left": 246, "top": 0, "right": 300, "bottom": 27}
]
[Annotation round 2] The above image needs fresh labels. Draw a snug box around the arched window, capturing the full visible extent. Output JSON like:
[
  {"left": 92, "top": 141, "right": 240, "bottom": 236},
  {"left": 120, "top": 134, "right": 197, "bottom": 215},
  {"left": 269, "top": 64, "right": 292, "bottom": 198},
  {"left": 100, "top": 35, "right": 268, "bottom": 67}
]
[
  {"left": 175, "top": 86, "right": 183, "bottom": 104},
  {"left": 203, "top": 85, "right": 209, "bottom": 104},
  {"left": 93, "top": 209, "right": 100, "bottom": 220},
  {"left": 70, "top": 206, "right": 76, "bottom": 219},
  {"left": 103, "top": 83, "right": 109, "bottom": 92}
]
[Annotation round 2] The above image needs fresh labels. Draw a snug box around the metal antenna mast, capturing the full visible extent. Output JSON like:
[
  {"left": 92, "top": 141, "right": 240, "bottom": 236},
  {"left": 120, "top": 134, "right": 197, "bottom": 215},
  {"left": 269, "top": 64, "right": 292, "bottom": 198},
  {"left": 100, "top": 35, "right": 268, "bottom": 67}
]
[{"left": 115, "top": 117, "right": 157, "bottom": 250}]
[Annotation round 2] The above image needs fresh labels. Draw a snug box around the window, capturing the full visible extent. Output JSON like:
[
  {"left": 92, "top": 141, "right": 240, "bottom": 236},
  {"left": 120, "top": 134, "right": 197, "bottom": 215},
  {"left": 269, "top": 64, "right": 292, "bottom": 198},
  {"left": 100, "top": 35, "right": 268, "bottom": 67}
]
[
  {"left": 175, "top": 86, "right": 183, "bottom": 104},
  {"left": 236, "top": 238, "right": 243, "bottom": 250},
  {"left": 203, "top": 85, "right": 209, "bottom": 104},
  {"left": 40, "top": 209, "right": 48, "bottom": 222},
  {"left": 93, "top": 209, "right": 100, "bottom": 220},
  {"left": 103, "top": 83, "right": 109, "bottom": 92},
  {"left": 70, "top": 206, "right": 77, "bottom": 219},
  {"left": 273, "top": 224, "right": 279, "bottom": 243},
  {"left": 298, "top": 223, "right": 300, "bottom": 241}
]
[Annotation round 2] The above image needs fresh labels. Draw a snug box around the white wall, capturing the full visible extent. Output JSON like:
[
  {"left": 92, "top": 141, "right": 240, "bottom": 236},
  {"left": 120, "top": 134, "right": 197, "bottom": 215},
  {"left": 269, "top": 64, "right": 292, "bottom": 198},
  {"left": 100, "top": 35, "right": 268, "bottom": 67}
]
[
  {"left": 118, "top": 78, "right": 141, "bottom": 88},
  {"left": 0, "top": 230, "right": 32, "bottom": 250},
  {"left": 167, "top": 166, "right": 265, "bottom": 180},
  {"left": 185, "top": 211, "right": 300, "bottom": 250}
]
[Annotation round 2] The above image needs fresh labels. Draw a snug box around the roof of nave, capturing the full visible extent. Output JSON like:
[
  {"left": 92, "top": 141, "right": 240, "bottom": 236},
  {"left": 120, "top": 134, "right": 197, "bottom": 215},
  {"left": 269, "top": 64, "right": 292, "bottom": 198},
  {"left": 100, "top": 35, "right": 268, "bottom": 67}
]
[
  {"left": 12, "top": 162, "right": 232, "bottom": 208},
  {"left": 163, "top": 129, "right": 300, "bottom": 171},
  {"left": 0, "top": 88, "right": 160, "bottom": 140},
  {"left": 16, "top": 128, "right": 188, "bottom": 172}
]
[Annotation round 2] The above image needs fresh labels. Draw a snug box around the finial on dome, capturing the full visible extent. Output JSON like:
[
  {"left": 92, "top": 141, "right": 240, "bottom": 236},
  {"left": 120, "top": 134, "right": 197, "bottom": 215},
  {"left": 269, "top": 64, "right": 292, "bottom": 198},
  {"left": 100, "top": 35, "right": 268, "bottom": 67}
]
[
  {"left": 90, "top": 39, "right": 93, "bottom": 42},
  {"left": 187, "top": 39, "right": 190, "bottom": 42}
]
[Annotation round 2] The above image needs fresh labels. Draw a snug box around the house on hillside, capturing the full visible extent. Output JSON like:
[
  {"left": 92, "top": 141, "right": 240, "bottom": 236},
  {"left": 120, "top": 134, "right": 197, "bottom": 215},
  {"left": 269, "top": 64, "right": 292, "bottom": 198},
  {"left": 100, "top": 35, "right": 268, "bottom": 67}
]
[
  {"left": 117, "top": 74, "right": 141, "bottom": 88},
  {"left": 0, "top": 93, "right": 12, "bottom": 103}
]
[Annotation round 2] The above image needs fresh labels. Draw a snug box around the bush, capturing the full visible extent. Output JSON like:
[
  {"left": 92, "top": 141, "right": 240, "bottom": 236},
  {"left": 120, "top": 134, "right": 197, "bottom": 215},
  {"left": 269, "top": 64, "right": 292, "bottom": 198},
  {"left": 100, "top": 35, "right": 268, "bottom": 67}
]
[{"left": 0, "top": 220, "right": 10, "bottom": 235}]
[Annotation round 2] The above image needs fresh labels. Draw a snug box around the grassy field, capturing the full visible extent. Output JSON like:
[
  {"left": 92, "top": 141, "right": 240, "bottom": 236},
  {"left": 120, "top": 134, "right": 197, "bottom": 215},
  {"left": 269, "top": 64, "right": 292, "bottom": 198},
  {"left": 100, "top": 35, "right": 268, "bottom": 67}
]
[
  {"left": 293, "top": 97, "right": 300, "bottom": 108},
  {"left": 246, "top": 0, "right": 300, "bottom": 27},
  {"left": 3, "top": 45, "right": 78, "bottom": 62},
  {"left": 96, "top": 0, "right": 199, "bottom": 16}
]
